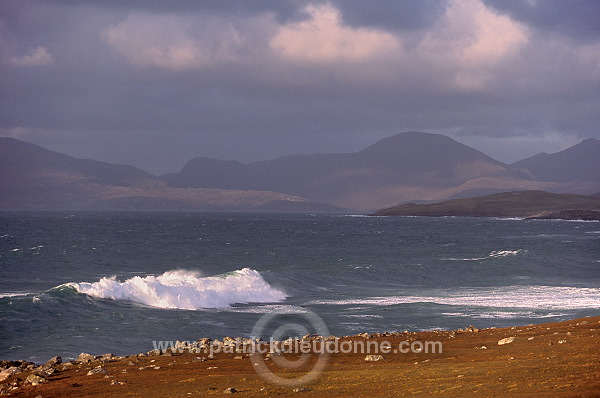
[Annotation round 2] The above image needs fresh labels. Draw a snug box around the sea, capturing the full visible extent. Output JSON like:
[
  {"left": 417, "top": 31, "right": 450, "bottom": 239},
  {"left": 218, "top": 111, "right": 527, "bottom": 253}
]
[{"left": 1, "top": 211, "right": 599, "bottom": 363}]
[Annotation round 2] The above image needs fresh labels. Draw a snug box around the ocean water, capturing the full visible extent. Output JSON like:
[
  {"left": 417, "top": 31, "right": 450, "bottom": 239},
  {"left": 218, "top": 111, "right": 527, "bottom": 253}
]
[{"left": 1, "top": 211, "right": 599, "bottom": 362}]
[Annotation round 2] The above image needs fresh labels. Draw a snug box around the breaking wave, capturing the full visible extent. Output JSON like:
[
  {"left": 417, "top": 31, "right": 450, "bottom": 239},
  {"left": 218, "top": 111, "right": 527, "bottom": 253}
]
[
  {"left": 444, "top": 249, "right": 526, "bottom": 261},
  {"left": 65, "top": 268, "right": 287, "bottom": 310}
]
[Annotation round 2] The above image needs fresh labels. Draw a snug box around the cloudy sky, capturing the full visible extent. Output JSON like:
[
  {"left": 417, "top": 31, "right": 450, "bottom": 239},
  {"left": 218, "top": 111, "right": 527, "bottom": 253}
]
[{"left": 1, "top": 0, "right": 599, "bottom": 174}]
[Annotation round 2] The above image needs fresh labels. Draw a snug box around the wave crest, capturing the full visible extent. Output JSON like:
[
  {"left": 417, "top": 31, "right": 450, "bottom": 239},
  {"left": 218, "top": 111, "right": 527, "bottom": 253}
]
[{"left": 67, "top": 268, "right": 287, "bottom": 309}]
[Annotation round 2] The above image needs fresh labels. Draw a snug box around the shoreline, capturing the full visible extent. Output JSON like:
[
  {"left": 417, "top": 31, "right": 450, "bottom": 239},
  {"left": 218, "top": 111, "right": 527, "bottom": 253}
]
[{"left": 2, "top": 315, "right": 599, "bottom": 397}]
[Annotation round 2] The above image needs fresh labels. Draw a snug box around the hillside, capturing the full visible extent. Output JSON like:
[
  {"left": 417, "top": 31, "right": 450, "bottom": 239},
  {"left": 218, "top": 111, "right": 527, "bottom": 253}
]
[
  {"left": 163, "top": 132, "right": 560, "bottom": 211},
  {"left": 512, "top": 138, "right": 600, "bottom": 182},
  {"left": 0, "top": 137, "right": 344, "bottom": 212},
  {"left": 373, "top": 190, "right": 600, "bottom": 218}
]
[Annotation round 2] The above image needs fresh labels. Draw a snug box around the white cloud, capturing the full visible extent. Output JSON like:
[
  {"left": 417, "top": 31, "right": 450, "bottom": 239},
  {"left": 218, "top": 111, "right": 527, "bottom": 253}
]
[
  {"left": 269, "top": 4, "right": 400, "bottom": 63},
  {"left": 102, "top": 14, "right": 244, "bottom": 70},
  {"left": 9, "top": 46, "right": 53, "bottom": 67},
  {"left": 417, "top": 0, "right": 529, "bottom": 89}
]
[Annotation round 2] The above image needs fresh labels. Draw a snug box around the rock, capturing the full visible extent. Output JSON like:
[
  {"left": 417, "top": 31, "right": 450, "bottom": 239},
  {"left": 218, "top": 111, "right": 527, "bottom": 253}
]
[
  {"left": 43, "top": 356, "right": 62, "bottom": 367},
  {"left": 498, "top": 337, "right": 515, "bottom": 345},
  {"left": 364, "top": 355, "right": 385, "bottom": 362},
  {"left": 111, "top": 379, "right": 125, "bottom": 385},
  {"left": 35, "top": 367, "right": 56, "bottom": 378},
  {"left": 234, "top": 356, "right": 244, "bottom": 360},
  {"left": 87, "top": 366, "right": 107, "bottom": 376},
  {"left": 99, "top": 353, "right": 116, "bottom": 362},
  {"left": 76, "top": 353, "right": 96, "bottom": 363},
  {"left": 526, "top": 209, "right": 600, "bottom": 221},
  {"left": 293, "top": 387, "right": 311, "bottom": 392},
  {"left": 0, "top": 367, "right": 21, "bottom": 382},
  {"left": 558, "top": 340, "right": 567, "bottom": 344},
  {"left": 224, "top": 387, "right": 237, "bottom": 393},
  {"left": 25, "top": 373, "right": 46, "bottom": 386}
]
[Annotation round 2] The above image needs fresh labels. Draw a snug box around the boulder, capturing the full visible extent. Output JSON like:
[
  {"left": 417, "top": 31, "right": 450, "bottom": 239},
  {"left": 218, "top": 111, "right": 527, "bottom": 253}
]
[
  {"left": 43, "top": 356, "right": 62, "bottom": 367},
  {"left": 0, "top": 367, "right": 21, "bottom": 382},
  {"left": 87, "top": 366, "right": 107, "bottom": 376},
  {"left": 498, "top": 337, "right": 516, "bottom": 345},
  {"left": 25, "top": 373, "right": 46, "bottom": 386},
  {"left": 76, "top": 353, "right": 96, "bottom": 363}
]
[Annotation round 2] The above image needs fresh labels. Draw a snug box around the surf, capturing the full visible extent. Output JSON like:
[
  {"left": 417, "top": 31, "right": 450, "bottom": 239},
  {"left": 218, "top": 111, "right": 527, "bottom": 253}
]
[{"left": 63, "top": 268, "right": 287, "bottom": 310}]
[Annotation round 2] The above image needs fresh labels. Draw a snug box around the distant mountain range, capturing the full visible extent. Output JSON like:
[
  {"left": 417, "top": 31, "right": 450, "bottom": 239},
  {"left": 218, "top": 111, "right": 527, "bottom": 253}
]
[
  {"left": 162, "top": 132, "right": 599, "bottom": 210},
  {"left": 512, "top": 138, "right": 600, "bottom": 182},
  {"left": 1, "top": 132, "right": 599, "bottom": 212},
  {"left": 0, "top": 137, "right": 342, "bottom": 212}
]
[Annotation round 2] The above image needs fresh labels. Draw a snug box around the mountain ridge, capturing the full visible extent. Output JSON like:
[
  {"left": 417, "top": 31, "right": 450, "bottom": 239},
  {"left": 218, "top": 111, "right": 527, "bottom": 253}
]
[
  {"left": 162, "top": 132, "right": 597, "bottom": 210},
  {"left": 2, "top": 132, "right": 598, "bottom": 212},
  {"left": 0, "top": 137, "right": 345, "bottom": 212},
  {"left": 512, "top": 138, "right": 600, "bottom": 182}
]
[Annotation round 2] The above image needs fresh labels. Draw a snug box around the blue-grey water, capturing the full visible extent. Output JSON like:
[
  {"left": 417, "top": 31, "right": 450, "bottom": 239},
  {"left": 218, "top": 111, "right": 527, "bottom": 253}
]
[{"left": 1, "top": 211, "right": 599, "bottom": 362}]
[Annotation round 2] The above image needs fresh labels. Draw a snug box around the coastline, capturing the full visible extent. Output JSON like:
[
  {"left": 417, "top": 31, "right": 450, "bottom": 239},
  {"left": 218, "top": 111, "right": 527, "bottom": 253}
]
[{"left": 2, "top": 316, "right": 599, "bottom": 397}]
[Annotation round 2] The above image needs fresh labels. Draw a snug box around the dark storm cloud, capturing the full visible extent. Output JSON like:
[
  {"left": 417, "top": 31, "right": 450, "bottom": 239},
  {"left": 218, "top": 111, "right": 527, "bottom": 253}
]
[
  {"left": 0, "top": 0, "right": 599, "bottom": 173},
  {"left": 46, "top": 0, "right": 311, "bottom": 23},
  {"left": 482, "top": 0, "right": 600, "bottom": 42},
  {"left": 332, "top": 0, "right": 448, "bottom": 31}
]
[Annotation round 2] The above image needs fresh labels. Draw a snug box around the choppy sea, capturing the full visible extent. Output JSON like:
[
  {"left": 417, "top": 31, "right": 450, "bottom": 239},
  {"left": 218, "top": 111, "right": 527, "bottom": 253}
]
[{"left": 1, "top": 211, "right": 599, "bottom": 362}]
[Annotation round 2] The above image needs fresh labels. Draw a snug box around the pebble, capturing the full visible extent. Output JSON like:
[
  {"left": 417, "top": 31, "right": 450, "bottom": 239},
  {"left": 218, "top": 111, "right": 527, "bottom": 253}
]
[
  {"left": 364, "top": 355, "right": 384, "bottom": 362},
  {"left": 224, "top": 387, "right": 237, "bottom": 393},
  {"left": 293, "top": 387, "right": 311, "bottom": 392}
]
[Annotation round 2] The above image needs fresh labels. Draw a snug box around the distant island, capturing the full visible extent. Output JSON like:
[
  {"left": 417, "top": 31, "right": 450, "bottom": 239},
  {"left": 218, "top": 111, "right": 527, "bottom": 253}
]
[{"left": 373, "top": 190, "right": 600, "bottom": 220}]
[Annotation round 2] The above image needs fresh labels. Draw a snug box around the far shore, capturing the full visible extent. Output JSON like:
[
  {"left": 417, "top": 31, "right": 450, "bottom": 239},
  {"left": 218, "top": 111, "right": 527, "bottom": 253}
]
[{"left": 2, "top": 315, "right": 599, "bottom": 397}]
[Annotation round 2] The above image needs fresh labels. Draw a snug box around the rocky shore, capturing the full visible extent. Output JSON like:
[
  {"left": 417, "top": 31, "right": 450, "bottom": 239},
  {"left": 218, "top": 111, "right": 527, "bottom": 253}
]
[
  {"left": 373, "top": 191, "right": 600, "bottom": 220},
  {"left": 1, "top": 316, "right": 599, "bottom": 397},
  {"left": 525, "top": 209, "right": 600, "bottom": 221}
]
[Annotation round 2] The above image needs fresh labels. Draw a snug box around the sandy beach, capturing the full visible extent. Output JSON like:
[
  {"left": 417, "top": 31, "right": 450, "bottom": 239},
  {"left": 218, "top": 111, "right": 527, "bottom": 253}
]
[{"left": 2, "top": 316, "right": 599, "bottom": 397}]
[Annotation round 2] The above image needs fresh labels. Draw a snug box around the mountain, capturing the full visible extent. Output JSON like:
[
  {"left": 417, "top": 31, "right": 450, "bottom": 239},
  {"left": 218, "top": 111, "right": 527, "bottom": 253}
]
[
  {"left": 3, "top": 133, "right": 598, "bottom": 212},
  {"left": 163, "top": 132, "right": 552, "bottom": 211},
  {"left": 0, "top": 137, "right": 344, "bottom": 212},
  {"left": 512, "top": 138, "right": 600, "bottom": 182},
  {"left": 373, "top": 190, "right": 600, "bottom": 218}
]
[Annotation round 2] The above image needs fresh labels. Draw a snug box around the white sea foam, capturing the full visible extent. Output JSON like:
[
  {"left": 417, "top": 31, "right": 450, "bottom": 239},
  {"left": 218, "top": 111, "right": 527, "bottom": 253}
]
[
  {"left": 0, "top": 292, "right": 33, "bottom": 298},
  {"left": 67, "top": 268, "right": 287, "bottom": 310},
  {"left": 444, "top": 249, "right": 526, "bottom": 261},
  {"left": 308, "top": 285, "right": 600, "bottom": 310}
]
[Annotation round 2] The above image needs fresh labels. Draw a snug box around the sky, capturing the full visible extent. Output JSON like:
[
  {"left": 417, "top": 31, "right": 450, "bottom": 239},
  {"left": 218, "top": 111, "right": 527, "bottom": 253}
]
[{"left": 1, "top": 0, "right": 599, "bottom": 174}]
